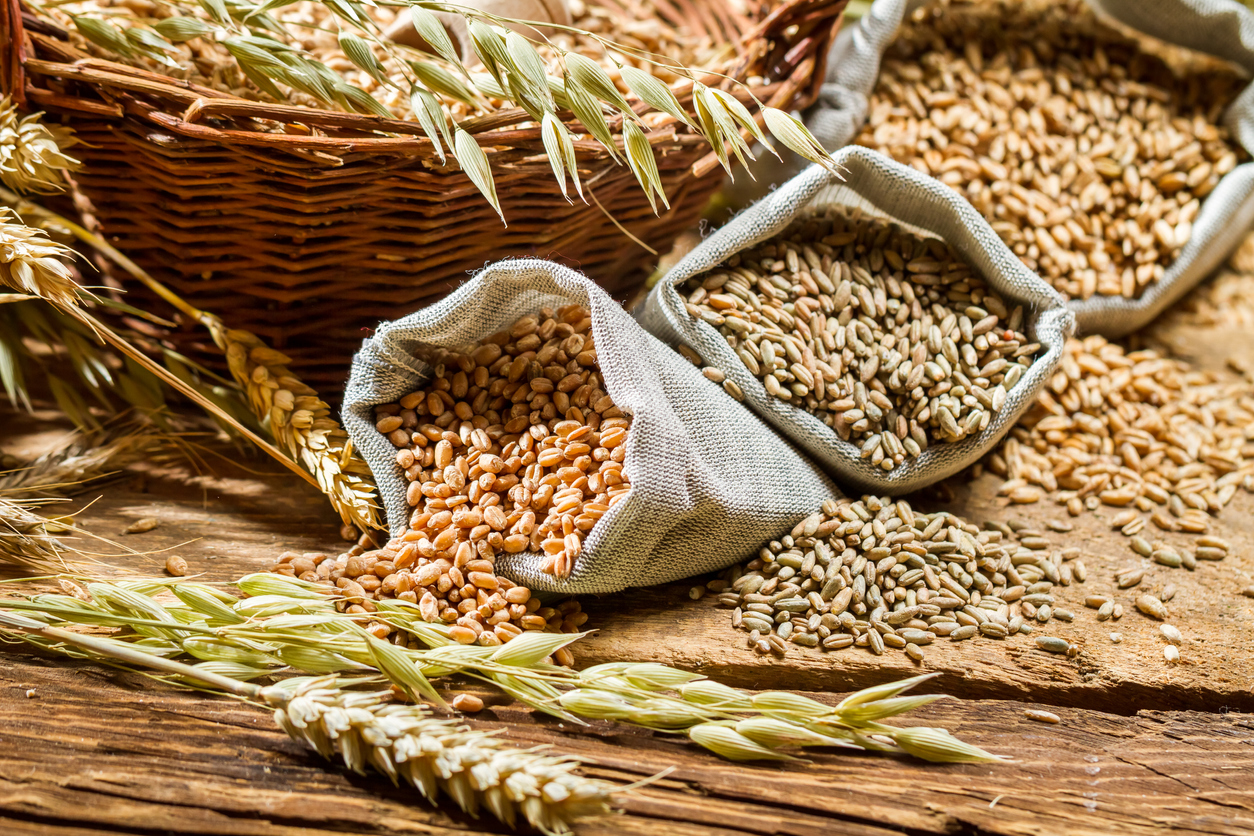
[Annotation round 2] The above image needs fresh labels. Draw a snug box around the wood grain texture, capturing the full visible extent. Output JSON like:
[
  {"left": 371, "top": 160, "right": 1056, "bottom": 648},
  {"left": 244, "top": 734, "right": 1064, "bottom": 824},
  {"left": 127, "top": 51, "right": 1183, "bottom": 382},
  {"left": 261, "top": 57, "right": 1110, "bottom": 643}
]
[
  {"left": 0, "top": 652, "right": 1252, "bottom": 836},
  {"left": 2, "top": 286, "right": 1254, "bottom": 834}
]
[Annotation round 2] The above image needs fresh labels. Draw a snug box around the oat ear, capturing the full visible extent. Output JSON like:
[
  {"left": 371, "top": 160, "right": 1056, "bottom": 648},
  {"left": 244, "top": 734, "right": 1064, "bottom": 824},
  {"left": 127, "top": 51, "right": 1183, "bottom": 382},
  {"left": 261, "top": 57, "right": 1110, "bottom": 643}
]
[
  {"left": 406, "top": 5, "right": 463, "bottom": 68},
  {"left": 453, "top": 128, "right": 504, "bottom": 223},
  {"left": 761, "top": 107, "right": 838, "bottom": 174},
  {"left": 623, "top": 121, "right": 669, "bottom": 214}
]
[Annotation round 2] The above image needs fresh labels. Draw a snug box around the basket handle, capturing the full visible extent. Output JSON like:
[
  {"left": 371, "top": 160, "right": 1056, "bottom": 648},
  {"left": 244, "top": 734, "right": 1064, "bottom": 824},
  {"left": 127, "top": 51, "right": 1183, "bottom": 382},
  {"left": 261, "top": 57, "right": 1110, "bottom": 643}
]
[{"left": 2, "top": 0, "right": 27, "bottom": 106}]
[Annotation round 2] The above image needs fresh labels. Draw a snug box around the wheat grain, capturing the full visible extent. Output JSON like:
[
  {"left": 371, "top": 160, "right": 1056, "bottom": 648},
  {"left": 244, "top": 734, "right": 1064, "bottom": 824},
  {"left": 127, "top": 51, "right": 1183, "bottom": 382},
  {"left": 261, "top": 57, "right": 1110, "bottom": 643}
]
[
  {"left": 980, "top": 335, "right": 1254, "bottom": 534},
  {"left": 375, "top": 304, "right": 632, "bottom": 579},
  {"left": 857, "top": 0, "right": 1245, "bottom": 300},
  {"left": 0, "top": 96, "right": 80, "bottom": 195},
  {"left": 0, "top": 206, "right": 80, "bottom": 308}
]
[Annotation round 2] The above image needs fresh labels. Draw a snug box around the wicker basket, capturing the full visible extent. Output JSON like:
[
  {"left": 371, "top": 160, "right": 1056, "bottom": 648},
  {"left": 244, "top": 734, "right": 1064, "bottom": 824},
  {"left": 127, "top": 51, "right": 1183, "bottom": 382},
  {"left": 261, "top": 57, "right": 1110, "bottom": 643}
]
[{"left": 2, "top": 0, "right": 846, "bottom": 389}]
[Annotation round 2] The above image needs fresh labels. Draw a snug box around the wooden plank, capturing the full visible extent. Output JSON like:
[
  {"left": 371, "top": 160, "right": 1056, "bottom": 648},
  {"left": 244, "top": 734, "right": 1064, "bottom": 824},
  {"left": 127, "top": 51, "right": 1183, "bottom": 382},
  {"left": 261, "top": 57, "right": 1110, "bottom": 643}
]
[
  {"left": 580, "top": 317, "right": 1254, "bottom": 714},
  {"left": 573, "top": 470, "right": 1254, "bottom": 714},
  {"left": 0, "top": 651, "right": 1252, "bottom": 836}
]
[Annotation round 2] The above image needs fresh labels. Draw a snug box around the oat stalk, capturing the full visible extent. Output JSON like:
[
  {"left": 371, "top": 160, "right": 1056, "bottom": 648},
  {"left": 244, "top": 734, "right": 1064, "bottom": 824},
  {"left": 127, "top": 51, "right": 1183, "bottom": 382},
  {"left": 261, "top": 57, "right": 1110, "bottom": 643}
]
[
  {"left": 36, "top": 0, "right": 840, "bottom": 218},
  {"left": 1, "top": 573, "right": 1002, "bottom": 764},
  {"left": 0, "top": 609, "right": 614, "bottom": 834}
]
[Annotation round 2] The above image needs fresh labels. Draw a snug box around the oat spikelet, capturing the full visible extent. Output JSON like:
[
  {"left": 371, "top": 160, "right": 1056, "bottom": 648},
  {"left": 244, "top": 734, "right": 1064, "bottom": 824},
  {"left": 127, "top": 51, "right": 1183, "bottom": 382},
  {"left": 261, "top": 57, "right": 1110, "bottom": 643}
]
[
  {"left": 0, "top": 97, "right": 80, "bottom": 194},
  {"left": 263, "top": 679, "right": 614, "bottom": 834},
  {"left": 210, "top": 325, "right": 379, "bottom": 531},
  {"left": 0, "top": 207, "right": 80, "bottom": 308},
  {"left": 0, "top": 497, "right": 66, "bottom": 571}
]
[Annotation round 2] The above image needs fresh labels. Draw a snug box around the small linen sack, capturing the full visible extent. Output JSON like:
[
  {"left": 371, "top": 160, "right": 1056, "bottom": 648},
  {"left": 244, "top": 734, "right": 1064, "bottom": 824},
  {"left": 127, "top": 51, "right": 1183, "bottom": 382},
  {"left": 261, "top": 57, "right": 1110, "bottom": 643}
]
[
  {"left": 341, "top": 258, "right": 837, "bottom": 595},
  {"left": 637, "top": 145, "right": 1074, "bottom": 495},
  {"left": 806, "top": 0, "right": 1254, "bottom": 338}
]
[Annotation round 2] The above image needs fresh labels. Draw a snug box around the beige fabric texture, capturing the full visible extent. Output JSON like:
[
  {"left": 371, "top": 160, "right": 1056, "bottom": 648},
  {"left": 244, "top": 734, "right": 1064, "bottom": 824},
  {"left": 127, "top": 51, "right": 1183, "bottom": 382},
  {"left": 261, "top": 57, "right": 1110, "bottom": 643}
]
[
  {"left": 342, "top": 259, "right": 839, "bottom": 595},
  {"left": 637, "top": 146, "right": 1074, "bottom": 495},
  {"left": 806, "top": 0, "right": 1254, "bottom": 339}
]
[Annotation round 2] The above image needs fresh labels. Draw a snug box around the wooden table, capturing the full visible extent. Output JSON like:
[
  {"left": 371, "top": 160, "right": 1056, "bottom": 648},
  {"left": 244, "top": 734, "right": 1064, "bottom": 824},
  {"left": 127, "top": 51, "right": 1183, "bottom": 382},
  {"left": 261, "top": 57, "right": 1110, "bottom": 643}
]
[{"left": 2, "top": 290, "right": 1253, "bottom": 836}]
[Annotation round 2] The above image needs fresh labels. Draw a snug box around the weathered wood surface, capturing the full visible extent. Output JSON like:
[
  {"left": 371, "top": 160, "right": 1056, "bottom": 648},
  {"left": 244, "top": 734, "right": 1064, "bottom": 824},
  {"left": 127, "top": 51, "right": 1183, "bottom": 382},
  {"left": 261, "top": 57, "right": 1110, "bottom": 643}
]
[
  {"left": 576, "top": 472, "right": 1254, "bottom": 714},
  {"left": 2, "top": 650, "right": 1253, "bottom": 836},
  {"left": 2, "top": 275, "right": 1254, "bottom": 833}
]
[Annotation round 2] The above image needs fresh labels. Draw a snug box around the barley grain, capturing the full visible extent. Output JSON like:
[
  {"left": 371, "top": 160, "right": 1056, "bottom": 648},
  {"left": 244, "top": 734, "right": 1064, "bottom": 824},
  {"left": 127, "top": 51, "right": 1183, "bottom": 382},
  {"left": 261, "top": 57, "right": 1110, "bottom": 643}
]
[
  {"left": 1023, "top": 709, "right": 1061, "bottom": 724},
  {"left": 124, "top": 517, "right": 159, "bottom": 534},
  {"left": 1135, "top": 594, "right": 1168, "bottom": 621},
  {"left": 679, "top": 207, "right": 1036, "bottom": 468},
  {"left": 1035, "top": 637, "right": 1071, "bottom": 654},
  {"left": 716, "top": 495, "right": 1061, "bottom": 660}
]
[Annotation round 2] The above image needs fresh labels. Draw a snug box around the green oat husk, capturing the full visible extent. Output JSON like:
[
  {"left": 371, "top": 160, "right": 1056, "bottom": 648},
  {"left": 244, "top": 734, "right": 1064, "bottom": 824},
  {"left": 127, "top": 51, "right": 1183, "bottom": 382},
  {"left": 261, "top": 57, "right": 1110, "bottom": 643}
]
[{"left": 0, "top": 572, "right": 1004, "bottom": 765}]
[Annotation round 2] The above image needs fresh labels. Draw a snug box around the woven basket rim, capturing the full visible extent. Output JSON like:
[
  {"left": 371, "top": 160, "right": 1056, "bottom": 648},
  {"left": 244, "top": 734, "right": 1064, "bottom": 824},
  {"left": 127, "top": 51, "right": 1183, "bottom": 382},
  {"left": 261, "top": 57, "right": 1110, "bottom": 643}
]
[{"left": 4, "top": 0, "right": 847, "bottom": 172}]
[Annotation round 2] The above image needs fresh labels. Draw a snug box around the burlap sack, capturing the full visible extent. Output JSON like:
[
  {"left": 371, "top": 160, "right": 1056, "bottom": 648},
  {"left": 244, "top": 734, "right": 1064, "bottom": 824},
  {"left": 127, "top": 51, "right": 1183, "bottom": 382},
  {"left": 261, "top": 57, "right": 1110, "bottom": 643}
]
[
  {"left": 341, "top": 259, "right": 838, "bottom": 595},
  {"left": 807, "top": 0, "right": 1254, "bottom": 339},
  {"left": 637, "top": 146, "right": 1074, "bottom": 495}
]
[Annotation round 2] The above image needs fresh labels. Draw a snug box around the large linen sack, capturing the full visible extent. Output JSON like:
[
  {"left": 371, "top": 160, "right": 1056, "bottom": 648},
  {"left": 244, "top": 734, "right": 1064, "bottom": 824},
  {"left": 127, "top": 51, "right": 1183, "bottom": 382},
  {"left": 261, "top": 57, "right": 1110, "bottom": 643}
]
[
  {"left": 638, "top": 146, "right": 1074, "bottom": 494},
  {"left": 806, "top": 0, "right": 1254, "bottom": 338}
]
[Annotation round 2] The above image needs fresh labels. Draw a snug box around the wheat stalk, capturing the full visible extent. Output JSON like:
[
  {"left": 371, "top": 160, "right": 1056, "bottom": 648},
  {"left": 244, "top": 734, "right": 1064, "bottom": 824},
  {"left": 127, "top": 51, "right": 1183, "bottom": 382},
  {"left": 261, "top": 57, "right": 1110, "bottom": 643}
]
[
  {"left": 268, "top": 678, "right": 615, "bottom": 833},
  {"left": 208, "top": 324, "right": 380, "bottom": 531},
  {"left": 0, "top": 428, "right": 169, "bottom": 495},
  {"left": 0, "top": 198, "right": 313, "bottom": 487},
  {"left": 0, "top": 290, "right": 252, "bottom": 431},
  {"left": 0, "top": 205, "right": 80, "bottom": 309},
  {"left": 1, "top": 103, "right": 245, "bottom": 427},
  {"left": 0, "top": 96, "right": 80, "bottom": 195},
  {"left": 0, "top": 497, "right": 70, "bottom": 572},
  {"left": 37, "top": 0, "right": 841, "bottom": 217},
  {"left": 0, "top": 609, "right": 616, "bottom": 834},
  {"left": 0, "top": 185, "right": 379, "bottom": 529}
]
